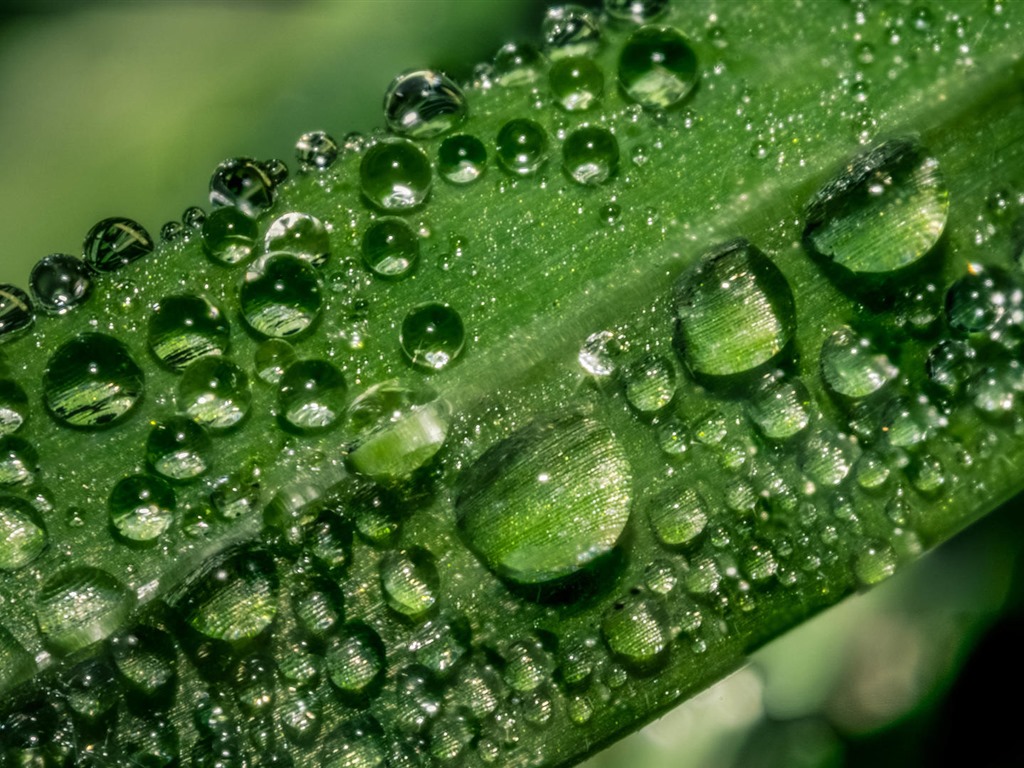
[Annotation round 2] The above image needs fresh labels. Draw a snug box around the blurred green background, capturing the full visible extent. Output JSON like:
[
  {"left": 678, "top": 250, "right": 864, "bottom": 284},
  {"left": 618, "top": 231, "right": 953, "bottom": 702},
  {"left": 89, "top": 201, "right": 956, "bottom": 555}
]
[{"left": 1, "top": 2, "right": 1021, "bottom": 766}]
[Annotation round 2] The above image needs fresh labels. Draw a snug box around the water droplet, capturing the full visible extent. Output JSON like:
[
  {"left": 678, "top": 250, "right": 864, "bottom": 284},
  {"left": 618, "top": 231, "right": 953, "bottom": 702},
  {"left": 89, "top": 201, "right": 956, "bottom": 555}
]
[
  {"left": 240, "top": 254, "right": 323, "bottom": 338},
  {"left": 496, "top": 119, "right": 549, "bottom": 176},
  {"left": 400, "top": 302, "right": 466, "bottom": 370},
  {"left": 233, "top": 653, "right": 277, "bottom": 715},
  {"left": 360, "top": 139, "right": 433, "bottom": 211},
  {"left": 254, "top": 339, "right": 297, "bottom": 385},
  {"left": 622, "top": 353, "right": 675, "bottom": 413},
  {"left": 618, "top": 25, "right": 699, "bottom": 109},
  {"left": 430, "top": 706, "right": 478, "bottom": 763},
  {"left": 362, "top": 217, "right": 420, "bottom": 279},
  {"left": 926, "top": 339, "right": 975, "bottom": 394},
  {"left": 0, "top": 381, "right": 27, "bottom": 436},
  {"left": 176, "top": 547, "right": 278, "bottom": 642},
  {"left": 307, "top": 510, "right": 354, "bottom": 575},
  {"left": 36, "top": 566, "right": 135, "bottom": 654},
  {"left": 280, "top": 689, "right": 322, "bottom": 746},
  {"left": 0, "top": 284, "right": 34, "bottom": 341},
  {"left": 409, "top": 614, "right": 470, "bottom": 678},
  {"left": 438, "top": 134, "right": 488, "bottom": 184},
  {"left": 970, "top": 360, "right": 1023, "bottom": 417},
  {"left": 908, "top": 453, "right": 945, "bottom": 496},
  {"left": 43, "top": 333, "right": 145, "bottom": 430},
  {"left": 646, "top": 486, "right": 707, "bottom": 548},
  {"left": 604, "top": 0, "right": 668, "bottom": 24},
  {"left": 579, "top": 329, "right": 624, "bottom": 376},
  {"left": 493, "top": 41, "right": 546, "bottom": 86},
  {"left": 109, "top": 625, "right": 177, "bottom": 696},
  {"left": 801, "top": 430, "right": 858, "bottom": 487},
  {"left": 747, "top": 373, "right": 812, "bottom": 439},
  {"left": 161, "top": 220, "right": 184, "bottom": 242},
  {"left": 148, "top": 294, "right": 230, "bottom": 372},
  {"left": 820, "top": 326, "right": 897, "bottom": 399},
  {"left": 0, "top": 436, "right": 36, "bottom": 487},
  {"left": 209, "top": 157, "right": 276, "bottom": 217},
  {"left": 562, "top": 125, "right": 619, "bottom": 185},
  {"left": 146, "top": 418, "right": 212, "bottom": 483},
  {"left": 0, "top": 495, "right": 46, "bottom": 570},
  {"left": 804, "top": 138, "right": 948, "bottom": 275},
  {"left": 178, "top": 357, "right": 252, "bottom": 431},
  {"left": 0, "top": 622, "right": 34, "bottom": 692},
  {"left": 62, "top": 658, "right": 120, "bottom": 723},
  {"left": 325, "top": 622, "right": 386, "bottom": 698},
  {"left": 296, "top": 130, "right": 339, "bottom": 171},
  {"left": 602, "top": 590, "right": 671, "bottom": 668},
  {"left": 265, "top": 212, "right": 331, "bottom": 268},
  {"left": 293, "top": 575, "right": 345, "bottom": 639},
  {"left": 853, "top": 540, "right": 897, "bottom": 586},
  {"left": 346, "top": 381, "right": 452, "bottom": 484},
  {"left": 109, "top": 474, "right": 176, "bottom": 542},
  {"left": 856, "top": 452, "right": 891, "bottom": 491},
  {"left": 504, "top": 636, "right": 554, "bottom": 692},
  {"left": 644, "top": 559, "right": 677, "bottom": 594},
  {"left": 278, "top": 359, "right": 347, "bottom": 433},
  {"left": 29, "top": 254, "right": 92, "bottom": 314},
  {"left": 83, "top": 217, "right": 153, "bottom": 272},
  {"left": 550, "top": 56, "right": 604, "bottom": 111},
  {"left": 202, "top": 207, "right": 258, "bottom": 266},
  {"left": 456, "top": 414, "right": 632, "bottom": 585},
  {"left": 542, "top": 5, "right": 602, "bottom": 58},
  {"left": 209, "top": 467, "right": 261, "bottom": 521},
  {"left": 384, "top": 70, "right": 468, "bottom": 139},
  {"left": 673, "top": 238, "right": 796, "bottom": 378},
  {"left": 380, "top": 547, "right": 440, "bottom": 621},
  {"left": 742, "top": 542, "right": 779, "bottom": 582},
  {"left": 946, "top": 263, "right": 1024, "bottom": 346}
]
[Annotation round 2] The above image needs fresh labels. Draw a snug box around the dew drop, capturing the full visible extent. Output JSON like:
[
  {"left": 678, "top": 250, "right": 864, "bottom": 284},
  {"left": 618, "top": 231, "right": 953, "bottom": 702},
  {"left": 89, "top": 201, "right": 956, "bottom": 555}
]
[
  {"left": 278, "top": 359, "right": 347, "bottom": 433},
  {"left": 0, "top": 284, "right": 34, "bottom": 341},
  {"left": 360, "top": 139, "right": 433, "bottom": 211},
  {"left": 0, "top": 622, "right": 34, "bottom": 691},
  {"left": 177, "top": 357, "right": 252, "bottom": 432},
  {"left": 623, "top": 353, "right": 676, "bottom": 413},
  {"left": 384, "top": 70, "right": 468, "bottom": 139},
  {"left": 254, "top": 339, "right": 298, "bottom": 384},
  {"left": 201, "top": 207, "right": 258, "bottom": 266},
  {"left": 801, "top": 430, "right": 858, "bottom": 487},
  {"left": 747, "top": 373, "right": 812, "bottom": 439},
  {"left": 945, "top": 263, "right": 1024, "bottom": 345},
  {"left": 29, "top": 254, "right": 92, "bottom": 314},
  {"left": 579, "top": 329, "right": 624, "bottom": 376},
  {"left": 209, "top": 468, "right": 261, "bottom": 521},
  {"left": 602, "top": 590, "right": 671, "bottom": 668},
  {"left": 148, "top": 295, "right": 230, "bottom": 372},
  {"left": 400, "top": 302, "right": 466, "bottom": 370},
  {"left": 646, "top": 486, "right": 707, "bottom": 548},
  {"left": 293, "top": 575, "right": 345, "bottom": 640},
  {"left": 108, "top": 625, "right": 177, "bottom": 697},
  {"left": 280, "top": 690, "right": 322, "bottom": 746},
  {"left": 820, "top": 326, "right": 897, "bottom": 399},
  {"left": 380, "top": 547, "right": 441, "bottom": 621},
  {"left": 456, "top": 413, "right": 632, "bottom": 585},
  {"left": 504, "top": 636, "right": 554, "bottom": 692},
  {"left": 604, "top": 0, "right": 669, "bottom": 24},
  {"left": 209, "top": 157, "right": 276, "bottom": 218},
  {"left": 109, "top": 474, "right": 176, "bottom": 542},
  {"left": 265, "top": 212, "right": 331, "bottom": 268},
  {"left": 550, "top": 56, "right": 604, "bottom": 111},
  {"left": 493, "top": 41, "right": 546, "bottom": 86},
  {"left": 673, "top": 238, "right": 796, "bottom": 378},
  {"left": 322, "top": 715, "right": 387, "bottom": 768},
  {"left": 853, "top": 540, "right": 897, "bottom": 586},
  {"left": 542, "top": 5, "right": 602, "bottom": 58},
  {"left": 240, "top": 254, "right": 323, "bottom": 338},
  {"left": 926, "top": 339, "right": 974, "bottom": 394},
  {"left": 563, "top": 125, "right": 620, "bottom": 185},
  {"left": 804, "top": 138, "right": 948, "bottom": 275},
  {"left": 430, "top": 707, "right": 478, "bottom": 763},
  {"left": 325, "top": 622, "right": 386, "bottom": 698},
  {"left": 438, "top": 134, "right": 488, "bottom": 184},
  {"left": 36, "top": 567, "right": 135, "bottom": 654},
  {"left": 0, "top": 381, "right": 27, "bottom": 437},
  {"left": 618, "top": 25, "right": 699, "bottom": 110},
  {"left": 362, "top": 217, "right": 420, "bottom": 279},
  {"left": 83, "top": 217, "right": 153, "bottom": 272},
  {"left": 296, "top": 130, "right": 339, "bottom": 171},
  {"left": 43, "top": 333, "right": 144, "bottom": 430},
  {"left": 146, "top": 417, "right": 213, "bottom": 483},
  {"left": 496, "top": 119, "right": 549, "bottom": 176},
  {"left": 0, "top": 495, "right": 46, "bottom": 570},
  {"left": 0, "top": 436, "right": 36, "bottom": 487}
]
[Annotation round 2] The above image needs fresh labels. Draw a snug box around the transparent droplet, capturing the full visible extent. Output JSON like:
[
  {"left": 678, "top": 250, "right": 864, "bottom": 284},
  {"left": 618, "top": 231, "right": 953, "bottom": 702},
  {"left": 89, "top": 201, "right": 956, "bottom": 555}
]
[
  {"left": 148, "top": 294, "right": 230, "bottom": 372},
  {"left": 856, "top": 452, "right": 891, "bottom": 491},
  {"left": 504, "top": 636, "right": 554, "bottom": 692},
  {"left": 602, "top": 590, "right": 671, "bottom": 667},
  {"left": 0, "top": 622, "right": 34, "bottom": 691},
  {"left": 618, "top": 25, "right": 699, "bottom": 109},
  {"left": 380, "top": 547, "right": 440, "bottom": 621},
  {"left": 0, "top": 380, "right": 27, "bottom": 436},
  {"left": 43, "top": 333, "right": 144, "bottom": 430},
  {"left": 853, "top": 540, "right": 897, "bottom": 586},
  {"left": 430, "top": 706, "right": 478, "bottom": 763},
  {"left": 346, "top": 380, "right": 452, "bottom": 484},
  {"left": 646, "top": 486, "right": 707, "bottom": 548},
  {"left": 325, "top": 622, "right": 386, "bottom": 697},
  {"left": 742, "top": 542, "right": 779, "bottom": 582},
  {"left": 384, "top": 70, "right": 468, "bottom": 139},
  {"left": 0, "top": 435, "right": 36, "bottom": 487},
  {"left": 161, "top": 220, "right": 184, "bottom": 242},
  {"left": 147, "top": 416, "right": 213, "bottom": 481},
  {"left": 0, "top": 495, "right": 46, "bottom": 570},
  {"left": 177, "top": 357, "right": 252, "bottom": 431},
  {"left": 29, "top": 254, "right": 92, "bottom": 314},
  {"left": 0, "top": 284, "right": 33, "bottom": 342},
  {"left": 240, "top": 254, "right": 323, "bottom": 338},
  {"left": 360, "top": 139, "right": 433, "bottom": 211},
  {"left": 804, "top": 138, "right": 948, "bottom": 275},
  {"left": 209, "top": 157, "right": 275, "bottom": 218},
  {"left": 623, "top": 353, "right": 675, "bottom": 413},
  {"left": 604, "top": 0, "right": 668, "bottom": 24},
  {"left": 438, "top": 134, "right": 488, "bottom": 184},
  {"left": 456, "top": 414, "right": 632, "bottom": 585},
  {"left": 563, "top": 125, "right": 619, "bottom": 185},
  {"left": 493, "top": 41, "right": 546, "bottom": 86},
  {"left": 278, "top": 359, "right": 347, "bottom": 432},
  {"left": 296, "top": 130, "right": 339, "bottom": 171},
  {"left": 674, "top": 238, "right": 796, "bottom": 378},
  {"left": 926, "top": 339, "right": 975, "bottom": 394},
  {"left": 747, "top": 373, "right": 812, "bottom": 439},
  {"left": 400, "top": 302, "right": 466, "bottom": 370},
  {"left": 293, "top": 575, "right": 345, "bottom": 640},
  {"left": 83, "top": 217, "right": 153, "bottom": 272},
  {"left": 946, "top": 263, "right": 1024, "bottom": 346},
  {"left": 542, "top": 5, "right": 602, "bottom": 58},
  {"left": 109, "top": 474, "right": 176, "bottom": 542},
  {"left": 362, "top": 217, "right": 420, "bottom": 279},
  {"left": 264, "top": 212, "right": 331, "bottom": 268},
  {"left": 202, "top": 207, "right": 258, "bottom": 265},
  {"left": 36, "top": 566, "right": 135, "bottom": 654},
  {"left": 109, "top": 625, "right": 177, "bottom": 697},
  {"left": 254, "top": 339, "right": 298, "bottom": 385},
  {"left": 579, "top": 329, "right": 623, "bottom": 376},
  {"left": 801, "top": 431, "right": 858, "bottom": 487},
  {"left": 322, "top": 714, "right": 387, "bottom": 768},
  {"left": 176, "top": 547, "right": 278, "bottom": 642},
  {"left": 550, "top": 56, "right": 604, "bottom": 111},
  {"left": 820, "top": 326, "right": 897, "bottom": 399},
  {"left": 970, "top": 360, "right": 1023, "bottom": 417},
  {"left": 496, "top": 118, "right": 549, "bottom": 176}
]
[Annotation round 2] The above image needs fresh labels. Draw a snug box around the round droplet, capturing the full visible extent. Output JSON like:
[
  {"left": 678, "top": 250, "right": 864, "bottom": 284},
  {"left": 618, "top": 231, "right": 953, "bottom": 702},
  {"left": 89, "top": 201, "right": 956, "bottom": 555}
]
[
  {"left": 29, "top": 254, "right": 92, "bottom": 314},
  {"left": 804, "top": 138, "right": 948, "bottom": 274},
  {"left": 801, "top": 431, "right": 858, "bottom": 487},
  {"left": 362, "top": 218, "right": 420, "bottom": 279},
  {"left": 202, "top": 207, "right": 258, "bottom": 265},
  {"left": 550, "top": 56, "right": 604, "bottom": 111},
  {"left": 43, "top": 333, "right": 144, "bottom": 430},
  {"left": 438, "top": 134, "right": 488, "bottom": 184},
  {"left": 36, "top": 567, "right": 135, "bottom": 654},
  {"left": 83, "top": 217, "right": 153, "bottom": 272},
  {"left": 147, "top": 417, "right": 213, "bottom": 483},
  {"left": 926, "top": 339, "right": 975, "bottom": 394},
  {"left": 400, "top": 303, "right": 466, "bottom": 370},
  {"left": 618, "top": 25, "right": 699, "bottom": 109},
  {"left": 240, "top": 254, "right": 323, "bottom": 338},
  {"left": 0, "top": 623, "right": 34, "bottom": 691},
  {"left": 148, "top": 294, "right": 230, "bottom": 372},
  {"left": 747, "top": 374, "right": 812, "bottom": 439},
  {"left": 646, "top": 487, "right": 707, "bottom": 548},
  {"left": 853, "top": 541, "right": 897, "bottom": 586},
  {"left": 0, "top": 381, "right": 27, "bottom": 436},
  {"left": 209, "top": 157, "right": 275, "bottom": 217},
  {"left": 278, "top": 359, "right": 347, "bottom": 432},
  {"left": 542, "top": 5, "right": 602, "bottom": 58},
  {"left": 326, "top": 622, "right": 386, "bottom": 697},
  {"left": 254, "top": 339, "right": 298, "bottom": 385},
  {"left": 265, "top": 212, "right": 331, "bottom": 268},
  {"left": 456, "top": 414, "right": 632, "bottom": 585},
  {"left": 177, "top": 547, "right": 278, "bottom": 642},
  {"left": 322, "top": 715, "right": 387, "bottom": 768},
  {"left": 604, "top": 0, "right": 668, "bottom": 24},
  {"left": 430, "top": 707, "right": 478, "bottom": 762},
  {"left": 946, "top": 264, "right": 1024, "bottom": 345},
  {"left": 602, "top": 591, "right": 671, "bottom": 667},
  {"left": 0, "top": 495, "right": 46, "bottom": 570},
  {"left": 109, "top": 474, "right": 176, "bottom": 542},
  {"left": 293, "top": 576, "right": 345, "bottom": 639},
  {"left": 177, "top": 357, "right": 251, "bottom": 431},
  {"left": 360, "top": 139, "right": 433, "bottom": 211},
  {"left": 296, "top": 130, "right": 339, "bottom": 171},
  {"left": 623, "top": 353, "right": 675, "bottom": 412},
  {"left": 0, "top": 284, "right": 34, "bottom": 341},
  {"left": 562, "top": 125, "right": 619, "bottom": 185},
  {"left": 0, "top": 436, "right": 36, "bottom": 487},
  {"left": 493, "top": 41, "right": 546, "bottom": 86},
  {"left": 579, "top": 329, "right": 624, "bottom": 376},
  {"left": 384, "top": 70, "right": 468, "bottom": 139},
  {"left": 346, "top": 381, "right": 452, "bottom": 484},
  {"left": 504, "top": 637, "right": 554, "bottom": 692},
  {"left": 673, "top": 238, "right": 796, "bottom": 378},
  {"left": 210, "top": 468, "right": 261, "bottom": 521},
  {"left": 380, "top": 547, "right": 440, "bottom": 621},
  {"left": 496, "top": 119, "right": 549, "bottom": 176},
  {"left": 820, "top": 326, "right": 897, "bottom": 399},
  {"left": 280, "top": 690, "right": 322, "bottom": 746}
]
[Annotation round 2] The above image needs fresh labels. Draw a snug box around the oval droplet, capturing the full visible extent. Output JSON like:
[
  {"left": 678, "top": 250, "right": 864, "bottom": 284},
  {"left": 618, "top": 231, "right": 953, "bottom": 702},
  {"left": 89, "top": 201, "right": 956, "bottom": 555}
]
[
  {"left": 380, "top": 547, "right": 440, "bottom": 621},
  {"left": 542, "top": 5, "right": 602, "bottom": 58},
  {"left": 400, "top": 302, "right": 466, "bottom": 370},
  {"left": 254, "top": 339, "right": 298, "bottom": 385},
  {"left": 747, "top": 373, "right": 813, "bottom": 440},
  {"left": 109, "top": 474, "right": 176, "bottom": 542},
  {"left": 264, "top": 212, "right": 331, "bottom": 268},
  {"left": 0, "top": 380, "right": 27, "bottom": 436},
  {"left": 177, "top": 357, "right": 251, "bottom": 432},
  {"left": 148, "top": 294, "right": 230, "bottom": 372},
  {"left": 325, "top": 622, "right": 386, "bottom": 698},
  {"left": 202, "top": 207, "right": 258, "bottom": 266},
  {"left": 438, "top": 134, "right": 488, "bottom": 184},
  {"left": 562, "top": 125, "right": 620, "bottom": 185},
  {"left": 496, "top": 119, "right": 549, "bottom": 177},
  {"left": 618, "top": 25, "right": 699, "bottom": 110},
  {"left": 493, "top": 41, "right": 546, "bottom": 86},
  {"left": 360, "top": 139, "right": 433, "bottom": 211},
  {"left": 550, "top": 56, "right": 604, "bottom": 111},
  {"left": 147, "top": 416, "right": 213, "bottom": 481},
  {"left": 0, "top": 284, "right": 34, "bottom": 341},
  {"left": 29, "top": 254, "right": 93, "bottom": 314},
  {"left": 604, "top": 0, "right": 668, "bottom": 24},
  {"left": 646, "top": 486, "right": 707, "bottom": 548},
  {"left": 602, "top": 591, "right": 672, "bottom": 668},
  {"left": 296, "top": 130, "right": 339, "bottom": 171},
  {"left": 820, "top": 326, "right": 897, "bottom": 399},
  {"left": 83, "top": 217, "right": 153, "bottom": 272},
  {"left": 362, "top": 217, "right": 420, "bottom": 279},
  {"left": 384, "top": 70, "right": 468, "bottom": 139},
  {"left": 278, "top": 359, "right": 348, "bottom": 433},
  {"left": 109, "top": 625, "right": 178, "bottom": 697},
  {"left": 623, "top": 353, "right": 675, "bottom": 413},
  {"left": 0, "top": 495, "right": 47, "bottom": 571},
  {"left": 36, "top": 566, "right": 135, "bottom": 654},
  {"left": 209, "top": 157, "right": 275, "bottom": 218},
  {"left": 240, "top": 254, "right": 323, "bottom": 338}
]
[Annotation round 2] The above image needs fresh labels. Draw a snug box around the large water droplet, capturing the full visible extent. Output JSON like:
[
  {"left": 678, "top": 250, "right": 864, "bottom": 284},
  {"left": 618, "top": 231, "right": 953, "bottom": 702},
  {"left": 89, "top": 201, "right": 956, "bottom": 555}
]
[
  {"left": 563, "top": 125, "right": 619, "bottom": 185},
  {"left": 0, "top": 495, "right": 46, "bottom": 570},
  {"left": 36, "top": 567, "right": 135, "bottom": 654},
  {"left": 202, "top": 207, "right": 258, "bottom": 266},
  {"left": 380, "top": 547, "right": 440, "bottom": 621},
  {"left": 493, "top": 42, "right": 546, "bottom": 86},
  {"left": 109, "top": 474, "right": 176, "bottom": 542},
  {"left": 178, "top": 357, "right": 252, "bottom": 431},
  {"left": 673, "top": 239, "right": 796, "bottom": 378},
  {"left": 278, "top": 359, "right": 347, "bottom": 433},
  {"left": 0, "top": 285, "right": 34, "bottom": 341},
  {"left": 618, "top": 25, "right": 699, "bottom": 109},
  {"left": 384, "top": 70, "right": 468, "bottom": 139},
  {"left": 325, "top": 622, "right": 386, "bottom": 698},
  {"left": 496, "top": 119, "right": 549, "bottom": 176},
  {"left": 360, "top": 139, "right": 433, "bottom": 211},
  {"left": 148, "top": 295, "right": 230, "bottom": 372},
  {"left": 43, "top": 333, "right": 145, "bottom": 430},
  {"left": 400, "top": 302, "right": 466, "bottom": 370},
  {"left": 438, "top": 134, "right": 488, "bottom": 184},
  {"left": 542, "top": 5, "right": 602, "bottom": 58},
  {"left": 209, "top": 157, "right": 276, "bottom": 218},
  {"left": 240, "top": 254, "right": 323, "bottom": 338},
  {"left": 109, "top": 625, "right": 177, "bottom": 697},
  {"left": 550, "top": 57, "right": 604, "bottom": 111},
  {"left": 265, "top": 212, "right": 331, "bottom": 268},
  {"left": 147, "top": 416, "right": 213, "bottom": 481},
  {"left": 456, "top": 414, "right": 632, "bottom": 585},
  {"left": 83, "top": 217, "right": 153, "bottom": 272},
  {"left": 820, "top": 326, "right": 897, "bottom": 399},
  {"left": 29, "top": 254, "right": 92, "bottom": 314},
  {"left": 362, "top": 217, "right": 420, "bottom": 279},
  {"left": 804, "top": 138, "right": 948, "bottom": 275}
]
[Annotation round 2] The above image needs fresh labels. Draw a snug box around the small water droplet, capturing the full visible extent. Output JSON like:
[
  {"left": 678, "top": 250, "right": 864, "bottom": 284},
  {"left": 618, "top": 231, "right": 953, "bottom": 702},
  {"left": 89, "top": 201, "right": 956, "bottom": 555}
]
[
  {"left": 400, "top": 302, "right": 466, "bottom": 370},
  {"left": 0, "top": 381, "right": 27, "bottom": 436},
  {"left": 853, "top": 540, "right": 897, "bottom": 586},
  {"left": 820, "top": 326, "right": 897, "bottom": 399},
  {"left": 109, "top": 474, "right": 176, "bottom": 542},
  {"left": 380, "top": 547, "right": 441, "bottom": 621},
  {"left": 296, "top": 130, "right": 339, "bottom": 171},
  {"left": 202, "top": 207, "right": 258, "bottom": 266},
  {"left": 360, "top": 139, "right": 433, "bottom": 211},
  {"left": 0, "top": 436, "right": 36, "bottom": 487},
  {"left": 362, "top": 217, "right": 420, "bottom": 279},
  {"left": 801, "top": 430, "right": 858, "bottom": 487},
  {"left": 177, "top": 357, "right": 252, "bottom": 432},
  {"left": 493, "top": 41, "right": 546, "bottom": 86},
  {"left": 747, "top": 373, "right": 812, "bottom": 439},
  {"left": 83, "top": 217, "right": 153, "bottom": 272},
  {"left": 579, "top": 329, "right": 624, "bottom": 376},
  {"left": 602, "top": 590, "right": 672, "bottom": 668},
  {"left": 147, "top": 417, "right": 213, "bottom": 481},
  {"left": 550, "top": 56, "right": 604, "bottom": 111},
  {"left": 542, "top": 5, "right": 602, "bottom": 58},
  {"left": 29, "top": 254, "right": 92, "bottom": 314},
  {"left": 278, "top": 359, "right": 347, "bottom": 433},
  {"left": 209, "top": 157, "right": 276, "bottom": 217},
  {"left": 562, "top": 125, "right": 620, "bottom": 185},
  {"left": 604, "top": 0, "right": 668, "bottom": 24},
  {"left": 264, "top": 212, "right": 331, "bottom": 268},
  {"left": 240, "top": 254, "right": 323, "bottom": 338},
  {"left": 0, "top": 495, "right": 46, "bottom": 570},
  {"left": 945, "top": 263, "right": 1024, "bottom": 347},
  {"left": 618, "top": 25, "right": 699, "bottom": 109},
  {"left": 622, "top": 353, "right": 676, "bottom": 413},
  {"left": 647, "top": 486, "right": 707, "bottom": 548},
  {"left": 325, "top": 622, "right": 386, "bottom": 698},
  {"left": 496, "top": 119, "right": 549, "bottom": 176},
  {"left": 438, "top": 134, "right": 488, "bottom": 184},
  {"left": 384, "top": 70, "right": 468, "bottom": 139},
  {"left": 36, "top": 566, "right": 135, "bottom": 654},
  {"left": 148, "top": 295, "right": 230, "bottom": 372},
  {"left": 254, "top": 339, "right": 298, "bottom": 385}
]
